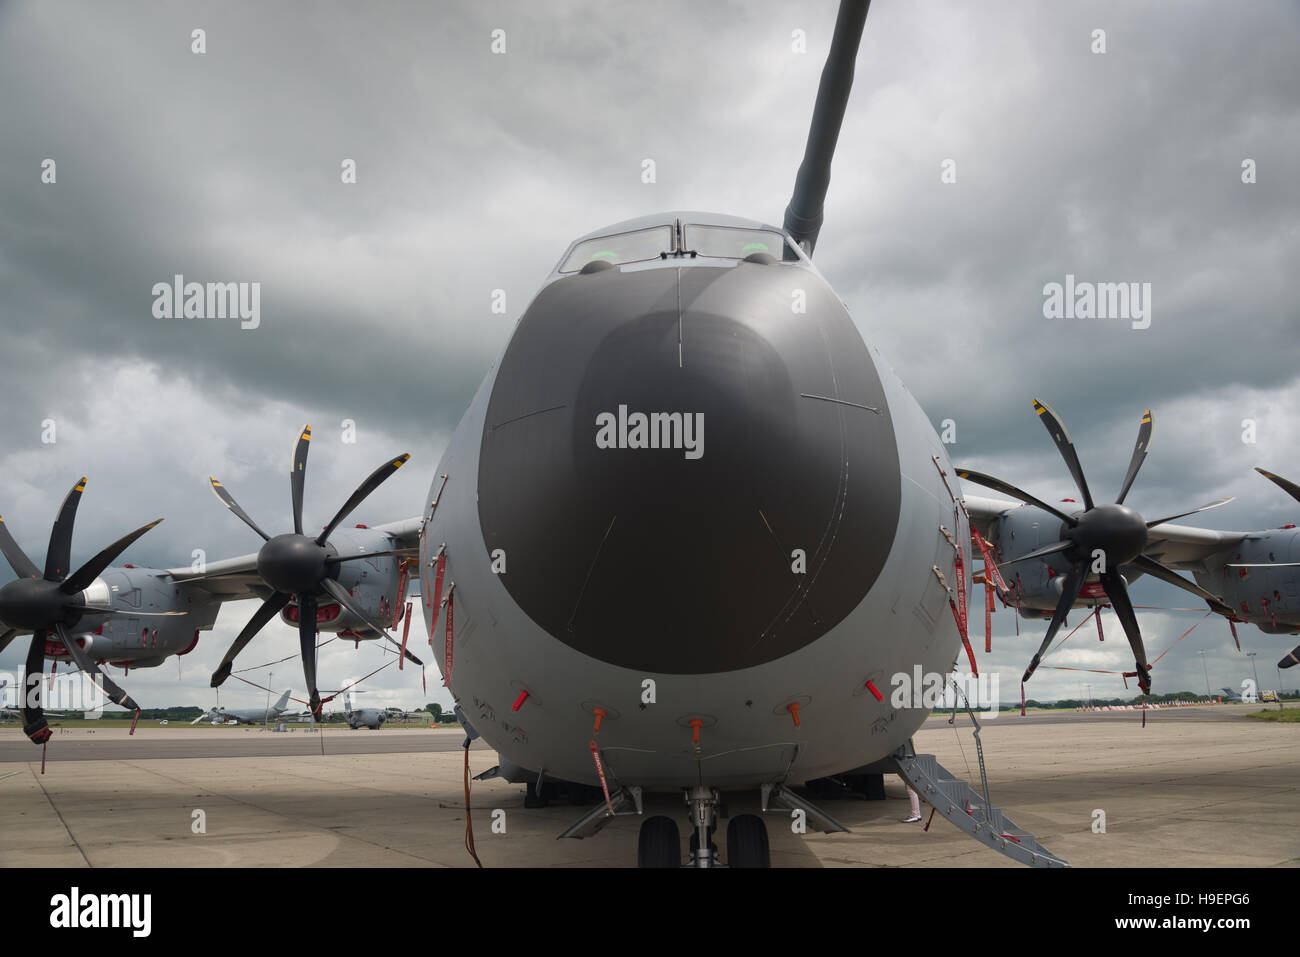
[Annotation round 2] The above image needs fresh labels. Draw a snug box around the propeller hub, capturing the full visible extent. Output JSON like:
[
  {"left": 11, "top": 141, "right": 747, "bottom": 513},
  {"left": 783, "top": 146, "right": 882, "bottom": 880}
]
[
  {"left": 1068, "top": 503, "right": 1148, "bottom": 568},
  {"left": 256, "top": 534, "right": 332, "bottom": 595},
  {"left": 0, "top": 578, "right": 81, "bottom": 631}
]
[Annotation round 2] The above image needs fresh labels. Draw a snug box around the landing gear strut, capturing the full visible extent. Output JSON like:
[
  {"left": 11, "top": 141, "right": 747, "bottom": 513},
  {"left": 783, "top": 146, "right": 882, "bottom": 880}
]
[{"left": 686, "top": 786, "right": 721, "bottom": 868}]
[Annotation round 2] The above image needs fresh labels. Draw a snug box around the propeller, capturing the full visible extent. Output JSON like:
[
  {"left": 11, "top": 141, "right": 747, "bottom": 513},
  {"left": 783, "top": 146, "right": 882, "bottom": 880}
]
[
  {"left": 206, "top": 426, "right": 421, "bottom": 718},
  {"left": 0, "top": 478, "right": 161, "bottom": 743},
  {"left": 957, "top": 401, "right": 1234, "bottom": 694}
]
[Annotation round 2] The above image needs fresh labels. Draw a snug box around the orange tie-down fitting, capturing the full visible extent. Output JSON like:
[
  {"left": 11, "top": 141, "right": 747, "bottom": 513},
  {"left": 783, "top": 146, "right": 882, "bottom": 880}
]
[
  {"left": 689, "top": 718, "right": 704, "bottom": 744},
  {"left": 592, "top": 707, "right": 606, "bottom": 734},
  {"left": 787, "top": 702, "right": 801, "bottom": 727}
]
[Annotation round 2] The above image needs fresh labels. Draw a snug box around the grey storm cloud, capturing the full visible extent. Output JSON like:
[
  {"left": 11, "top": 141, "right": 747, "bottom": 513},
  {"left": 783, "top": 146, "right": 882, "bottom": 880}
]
[{"left": 1, "top": 0, "right": 1298, "bottom": 704}]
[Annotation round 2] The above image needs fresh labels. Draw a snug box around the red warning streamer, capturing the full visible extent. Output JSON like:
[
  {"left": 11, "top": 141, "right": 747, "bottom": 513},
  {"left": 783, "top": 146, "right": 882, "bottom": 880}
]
[
  {"left": 972, "top": 529, "right": 1008, "bottom": 592},
  {"left": 947, "top": 544, "right": 978, "bottom": 676},
  {"left": 442, "top": 587, "right": 455, "bottom": 688},
  {"left": 949, "top": 596, "right": 979, "bottom": 677},
  {"left": 391, "top": 561, "right": 411, "bottom": 630},
  {"left": 428, "top": 553, "right": 447, "bottom": 645},
  {"left": 589, "top": 740, "right": 615, "bottom": 816},
  {"left": 399, "top": 600, "right": 413, "bottom": 671},
  {"left": 954, "top": 544, "right": 968, "bottom": 637},
  {"left": 984, "top": 578, "right": 995, "bottom": 654}
]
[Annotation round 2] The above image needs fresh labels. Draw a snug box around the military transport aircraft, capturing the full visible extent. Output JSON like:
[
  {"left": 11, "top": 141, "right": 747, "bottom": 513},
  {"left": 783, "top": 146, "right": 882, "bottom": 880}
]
[
  {"left": 191, "top": 689, "right": 297, "bottom": 726},
  {"left": 339, "top": 692, "right": 422, "bottom": 730},
  {"left": 1, "top": 0, "right": 1296, "bottom": 868}
]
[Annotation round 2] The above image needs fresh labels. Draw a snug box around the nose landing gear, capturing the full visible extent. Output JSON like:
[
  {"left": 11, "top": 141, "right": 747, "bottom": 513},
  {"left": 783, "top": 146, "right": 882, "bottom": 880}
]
[
  {"left": 633, "top": 788, "right": 772, "bottom": 868},
  {"left": 686, "top": 786, "right": 721, "bottom": 868}
]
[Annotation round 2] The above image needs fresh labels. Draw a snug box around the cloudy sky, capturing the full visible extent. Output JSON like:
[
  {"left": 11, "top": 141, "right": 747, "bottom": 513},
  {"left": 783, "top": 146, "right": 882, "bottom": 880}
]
[{"left": 1, "top": 0, "right": 1298, "bottom": 711}]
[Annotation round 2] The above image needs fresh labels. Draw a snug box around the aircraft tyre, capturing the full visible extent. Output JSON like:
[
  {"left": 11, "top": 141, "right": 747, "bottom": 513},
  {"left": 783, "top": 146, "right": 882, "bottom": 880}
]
[
  {"left": 524, "top": 782, "right": 556, "bottom": 809},
  {"left": 637, "top": 816, "right": 681, "bottom": 868},
  {"left": 726, "top": 814, "right": 770, "bottom": 868}
]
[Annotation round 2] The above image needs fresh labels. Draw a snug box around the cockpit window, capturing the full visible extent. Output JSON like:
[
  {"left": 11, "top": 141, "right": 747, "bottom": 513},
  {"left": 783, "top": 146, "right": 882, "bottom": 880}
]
[
  {"left": 684, "top": 225, "right": 790, "bottom": 260},
  {"left": 559, "top": 226, "right": 674, "bottom": 273}
]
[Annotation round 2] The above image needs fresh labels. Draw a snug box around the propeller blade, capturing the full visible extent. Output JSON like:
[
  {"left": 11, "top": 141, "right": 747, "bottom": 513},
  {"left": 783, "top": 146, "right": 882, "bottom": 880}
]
[
  {"left": 316, "top": 453, "right": 411, "bottom": 545},
  {"left": 23, "top": 630, "right": 48, "bottom": 739},
  {"left": 60, "top": 519, "right": 164, "bottom": 595},
  {"left": 0, "top": 629, "right": 17, "bottom": 655},
  {"left": 53, "top": 623, "right": 139, "bottom": 711},
  {"left": 210, "top": 592, "right": 291, "bottom": 687},
  {"left": 1023, "top": 560, "right": 1088, "bottom": 683},
  {"left": 320, "top": 577, "right": 423, "bottom": 667},
  {"left": 1130, "top": 554, "right": 1233, "bottom": 616},
  {"left": 954, "top": 469, "right": 1077, "bottom": 526},
  {"left": 1032, "top": 398, "right": 1094, "bottom": 510},
  {"left": 291, "top": 425, "right": 311, "bottom": 536},
  {"left": 208, "top": 477, "right": 271, "bottom": 542},
  {"left": 1114, "top": 411, "right": 1153, "bottom": 505},
  {"left": 1280, "top": 643, "right": 1300, "bottom": 669},
  {"left": 1100, "top": 570, "right": 1150, "bottom": 693},
  {"left": 45, "top": 477, "right": 87, "bottom": 582},
  {"left": 994, "top": 540, "right": 1072, "bottom": 569},
  {"left": 1145, "top": 497, "right": 1233, "bottom": 529},
  {"left": 1255, "top": 467, "right": 1300, "bottom": 506},
  {"left": 0, "top": 516, "right": 40, "bottom": 580},
  {"left": 332, "top": 549, "right": 404, "bottom": 562},
  {"left": 297, "top": 591, "right": 322, "bottom": 717}
]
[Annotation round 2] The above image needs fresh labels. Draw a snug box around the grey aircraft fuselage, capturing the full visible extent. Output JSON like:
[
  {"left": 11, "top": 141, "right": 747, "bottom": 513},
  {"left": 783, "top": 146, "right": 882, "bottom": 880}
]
[
  {"left": 200, "top": 689, "right": 293, "bottom": 725},
  {"left": 418, "top": 211, "right": 967, "bottom": 792},
  {"left": 345, "top": 707, "right": 389, "bottom": 730}
]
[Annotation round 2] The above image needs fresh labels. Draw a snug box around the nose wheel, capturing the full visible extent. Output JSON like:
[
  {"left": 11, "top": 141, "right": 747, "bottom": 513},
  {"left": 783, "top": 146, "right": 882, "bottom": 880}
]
[
  {"left": 636, "top": 815, "right": 681, "bottom": 868},
  {"left": 726, "top": 814, "right": 771, "bottom": 868},
  {"left": 634, "top": 790, "right": 772, "bottom": 867}
]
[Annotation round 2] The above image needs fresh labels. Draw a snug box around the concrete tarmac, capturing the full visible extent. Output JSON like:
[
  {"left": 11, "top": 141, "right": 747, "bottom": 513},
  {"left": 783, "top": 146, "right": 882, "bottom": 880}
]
[{"left": 0, "top": 706, "right": 1295, "bottom": 867}]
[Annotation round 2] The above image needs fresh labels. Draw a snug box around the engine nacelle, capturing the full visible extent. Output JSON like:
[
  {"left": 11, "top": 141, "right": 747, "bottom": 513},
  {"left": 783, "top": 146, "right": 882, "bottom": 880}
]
[
  {"left": 1198, "top": 528, "right": 1300, "bottom": 634},
  {"left": 62, "top": 567, "right": 219, "bottom": 665},
  {"left": 985, "top": 504, "right": 1155, "bottom": 620},
  {"left": 987, "top": 505, "right": 1101, "bottom": 611},
  {"left": 278, "top": 527, "right": 411, "bottom": 638}
]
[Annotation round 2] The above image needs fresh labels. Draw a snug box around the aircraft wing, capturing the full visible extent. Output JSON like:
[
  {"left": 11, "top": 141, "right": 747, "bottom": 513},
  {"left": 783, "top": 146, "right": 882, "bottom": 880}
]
[
  {"left": 1141, "top": 522, "right": 1250, "bottom": 571},
  {"left": 3, "top": 707, "right": 68, "bottom": 720},
  {"left": 164, "top": 516, "right": 422, "bottom": 602},
  {"left": 962, "top": 494, "right": 1248, "bottom": 571}
]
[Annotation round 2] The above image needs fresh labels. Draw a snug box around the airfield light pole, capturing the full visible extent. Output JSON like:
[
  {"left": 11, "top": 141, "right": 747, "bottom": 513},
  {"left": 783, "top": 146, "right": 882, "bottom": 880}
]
[
  {"left": 266, "top": 671, "right": 272, "bottom": 727},
  {"left": 1246, "top": 652, "right": 1259, "bottom": 695},
  {"left": 1198, "top": 650, "right": 1211, "bottom": 698}
]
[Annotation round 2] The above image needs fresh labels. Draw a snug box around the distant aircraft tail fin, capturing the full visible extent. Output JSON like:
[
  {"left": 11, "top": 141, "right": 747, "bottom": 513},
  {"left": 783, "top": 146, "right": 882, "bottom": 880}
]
[{"left": 273, "top": 689, "right": 291, "bottom": 712}]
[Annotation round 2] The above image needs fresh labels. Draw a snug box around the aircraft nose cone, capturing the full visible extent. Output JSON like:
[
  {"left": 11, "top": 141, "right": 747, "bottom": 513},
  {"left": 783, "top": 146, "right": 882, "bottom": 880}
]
[{"left": 478, "top": 261, "right": 901, "bottom": 673}]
